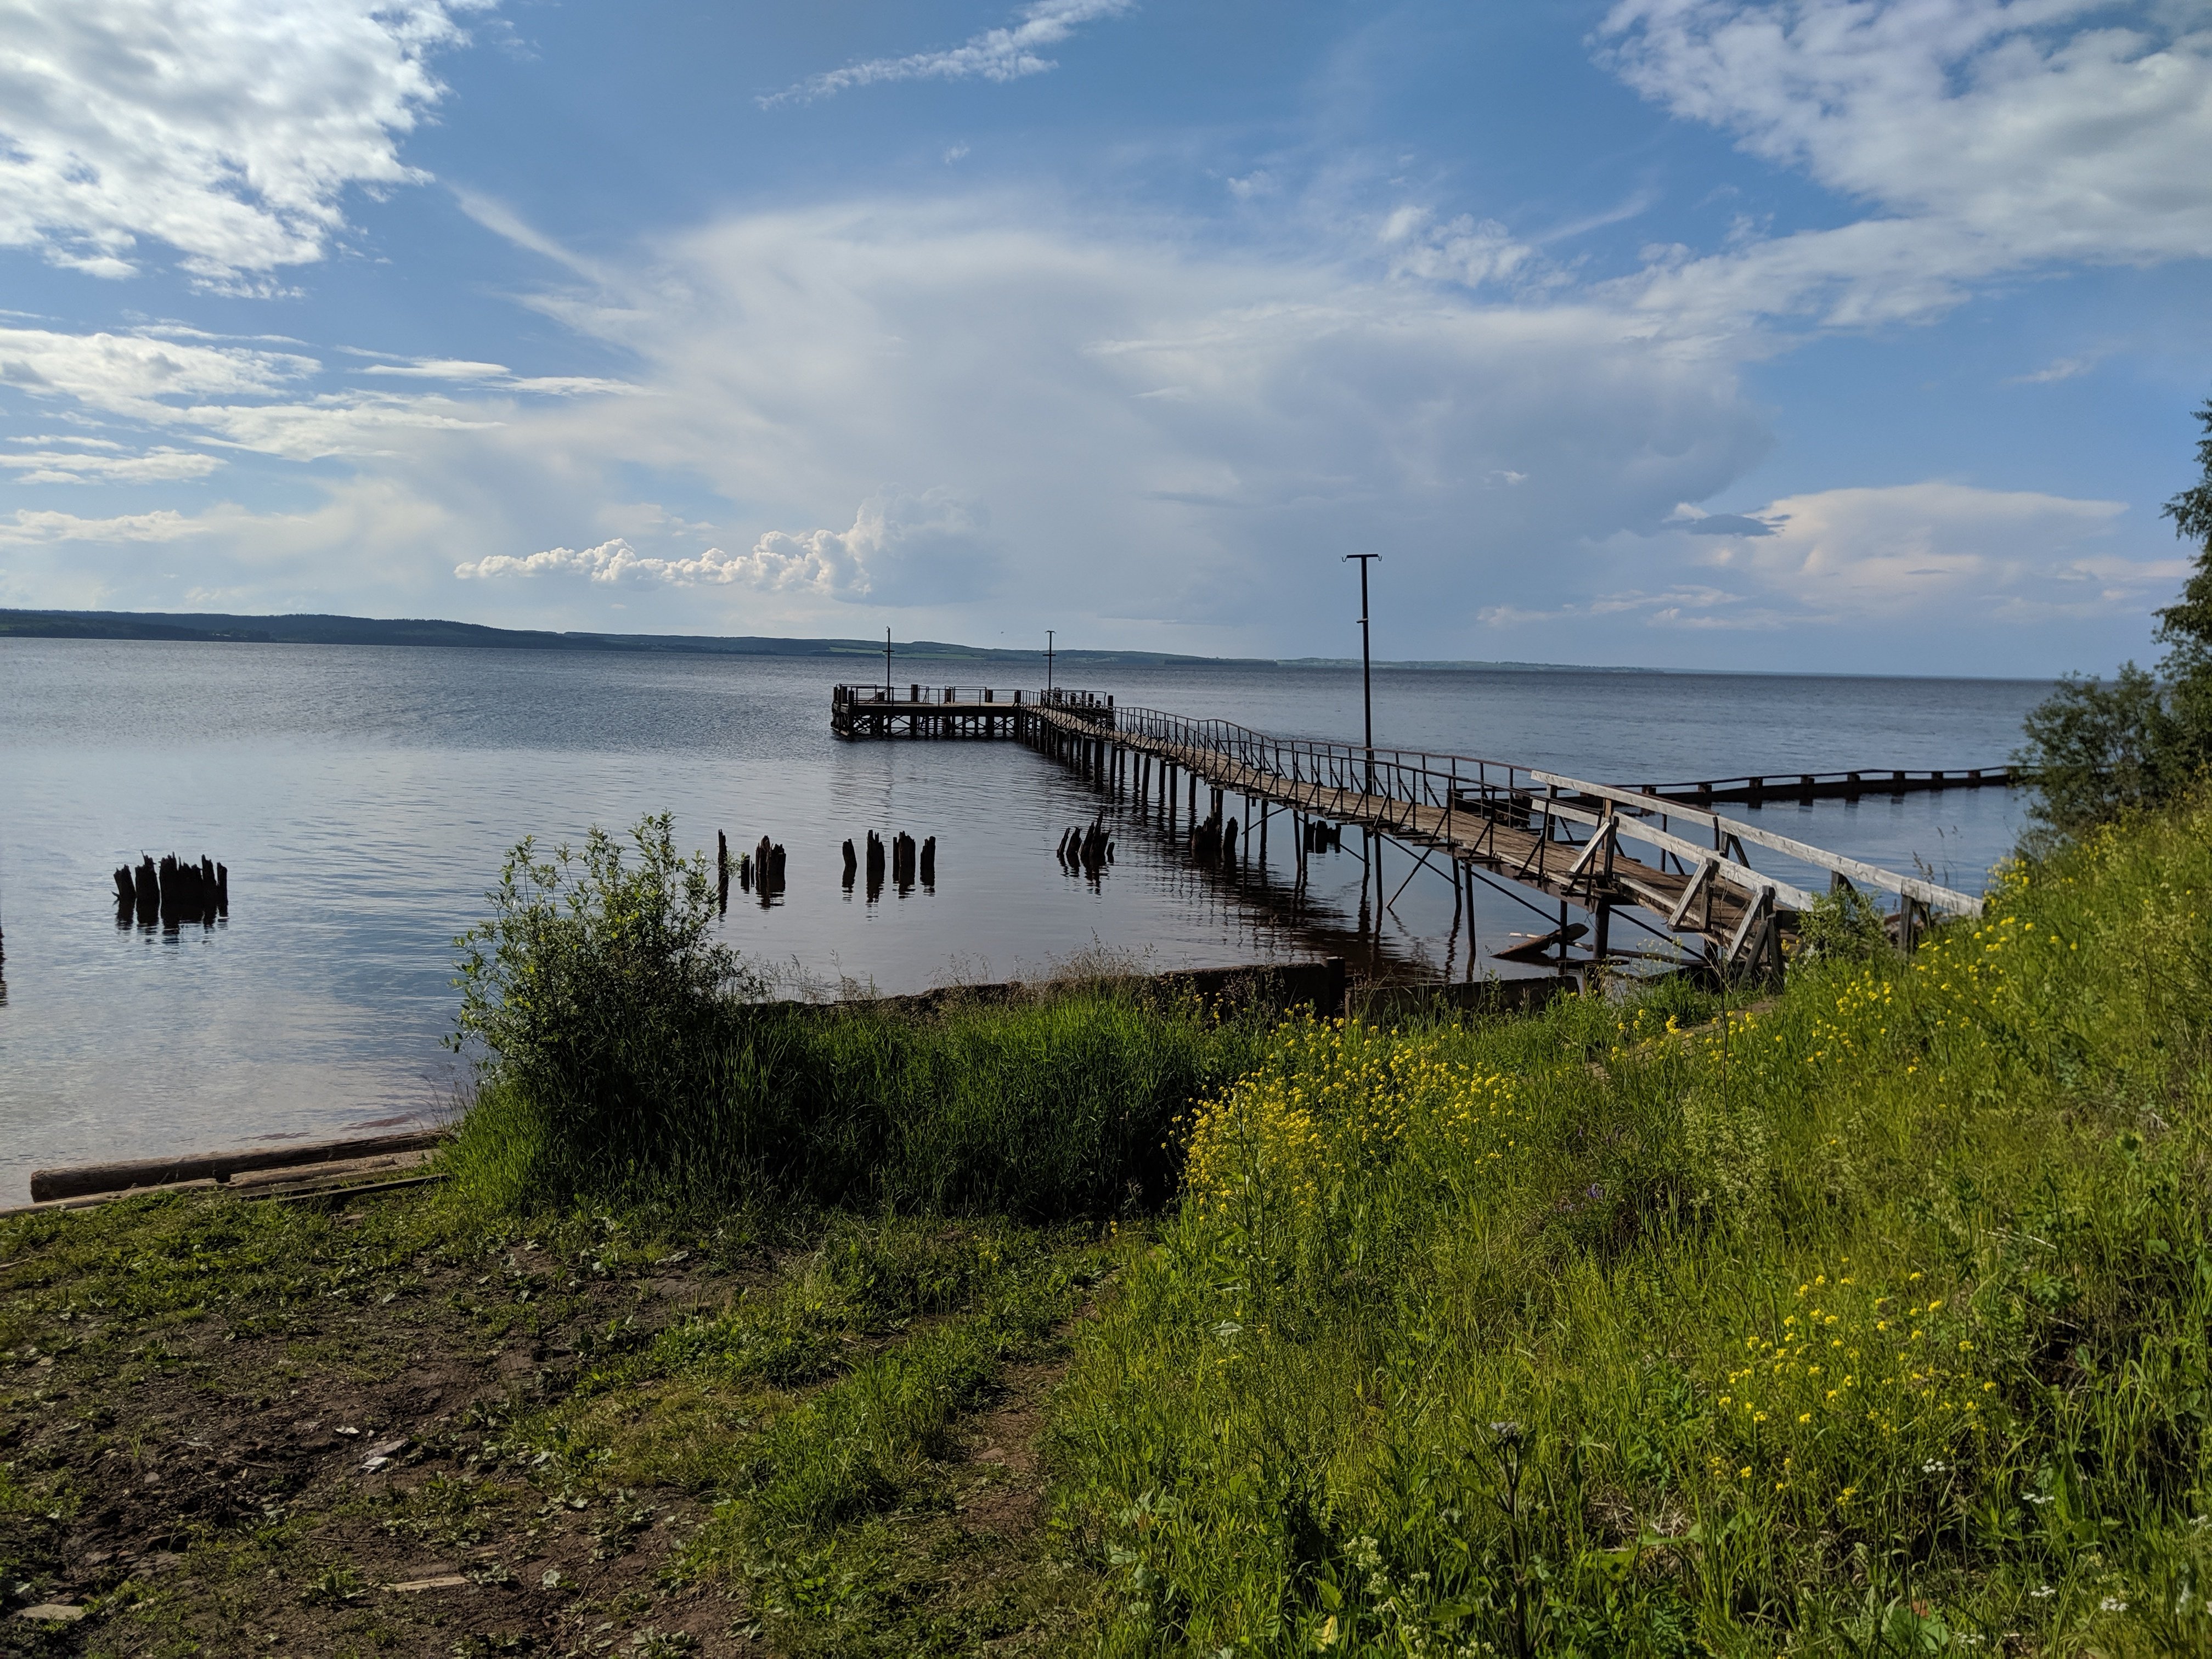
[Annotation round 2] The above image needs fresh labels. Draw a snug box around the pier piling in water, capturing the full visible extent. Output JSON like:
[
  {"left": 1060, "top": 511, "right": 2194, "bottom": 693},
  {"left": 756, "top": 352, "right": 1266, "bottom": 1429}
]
[{"left": 115, "top": 853, "right": 226, "bottom": 928}]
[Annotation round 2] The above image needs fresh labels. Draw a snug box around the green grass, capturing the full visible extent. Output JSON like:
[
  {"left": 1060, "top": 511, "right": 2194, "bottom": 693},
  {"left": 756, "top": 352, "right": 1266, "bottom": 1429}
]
[
  {"left": 450, "top": 986, "right": 1272, "bottom": 1220},
  {"left": 1045, "top": 808, "right": 2212, "bottom": 1655}
]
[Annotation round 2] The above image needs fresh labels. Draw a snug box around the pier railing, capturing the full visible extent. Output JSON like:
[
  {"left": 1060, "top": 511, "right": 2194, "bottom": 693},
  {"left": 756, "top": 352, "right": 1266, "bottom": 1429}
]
[
  {"left": 1109, "top": 704, "right": 1983, "bottom": 917},
  {"left": 832, "top": 684, "right": 1114, "bottom": 716}
]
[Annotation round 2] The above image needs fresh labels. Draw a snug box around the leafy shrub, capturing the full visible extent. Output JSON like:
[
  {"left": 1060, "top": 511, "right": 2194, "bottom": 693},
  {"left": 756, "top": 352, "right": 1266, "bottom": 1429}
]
[
  {"left": 450, "top": 816, "right": 761, "bottom": 1194},
  {"left": 2018, "top": 393, "right": 2212, "bottom": 841},
  {"left": 448, "top": 816, "right": 1263, "bottom": 1216}
]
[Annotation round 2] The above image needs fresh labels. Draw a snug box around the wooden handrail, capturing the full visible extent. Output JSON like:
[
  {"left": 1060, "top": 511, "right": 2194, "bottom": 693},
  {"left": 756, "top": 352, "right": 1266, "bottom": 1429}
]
[{"left": 1530, "top": 769, "right": 1983, "bottom": 915}]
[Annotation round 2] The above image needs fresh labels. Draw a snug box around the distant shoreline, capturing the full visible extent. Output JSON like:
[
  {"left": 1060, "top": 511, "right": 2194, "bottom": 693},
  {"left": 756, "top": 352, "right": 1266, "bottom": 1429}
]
[{"left": 0, "top": 606, "right": 2048, "bottom": 681}]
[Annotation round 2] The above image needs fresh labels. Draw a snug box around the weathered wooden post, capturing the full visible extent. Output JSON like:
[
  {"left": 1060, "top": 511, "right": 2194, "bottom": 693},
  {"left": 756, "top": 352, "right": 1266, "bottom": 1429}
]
[
  {"left": 920, "top": 835, "right": 936, "bottom": 885},
  {"left": 718, "top": 831, "right": 730, "bottom": 912},
  {"left": 843, "top": 839, "right": 859, "bottom": 889}
]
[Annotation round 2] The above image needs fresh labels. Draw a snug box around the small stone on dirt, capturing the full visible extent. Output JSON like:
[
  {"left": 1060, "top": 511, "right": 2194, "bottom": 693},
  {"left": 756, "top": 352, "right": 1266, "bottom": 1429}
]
[{"left": 16, "top": 1602, "right": 86, "bottom": 1622}]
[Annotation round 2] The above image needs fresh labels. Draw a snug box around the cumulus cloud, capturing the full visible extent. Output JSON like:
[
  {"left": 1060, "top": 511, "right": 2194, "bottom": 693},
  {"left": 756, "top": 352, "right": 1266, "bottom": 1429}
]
[
  {"left": 1599, "top": 0, "right": 2212, "bottom": 327},
  {"left": 466, "top": 200, "right": 1770, "bottom": 636},
  {"left": 0, "top": 0, "right": 483, "bottom": 283},
  {"left": 766, "top": 0, "right": 1133, "bottom": 105},
  {"left": 455, "top": 493, "right": 991, "bottom": 601}
]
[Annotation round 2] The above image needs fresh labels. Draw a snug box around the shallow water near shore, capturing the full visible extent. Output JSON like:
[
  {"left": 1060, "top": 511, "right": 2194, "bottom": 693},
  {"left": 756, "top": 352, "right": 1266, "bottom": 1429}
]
[{"left": 0, "top": 639, "right": 2044, "bottom": 1200}]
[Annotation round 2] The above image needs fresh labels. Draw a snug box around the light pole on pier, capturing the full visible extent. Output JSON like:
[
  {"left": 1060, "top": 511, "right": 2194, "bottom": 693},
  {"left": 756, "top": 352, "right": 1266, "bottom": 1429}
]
[
  {"left": 1046, "top": 629, "right": 1056, "bottom": 697},
  {"left": 884, "top": 627, "right": 892, "bottom": 696},
  {"left": 1345, "top": 552, "right": 1383, "bottom": 942},
  {"left": 1344, "top": 554, "right": 1380, "bottom": 791}
]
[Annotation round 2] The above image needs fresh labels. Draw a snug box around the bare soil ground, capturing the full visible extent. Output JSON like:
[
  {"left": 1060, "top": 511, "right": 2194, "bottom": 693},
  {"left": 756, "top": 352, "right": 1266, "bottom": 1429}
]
[{"left": 1, "top": 1192, "right": 1101, "bottom": 1657}]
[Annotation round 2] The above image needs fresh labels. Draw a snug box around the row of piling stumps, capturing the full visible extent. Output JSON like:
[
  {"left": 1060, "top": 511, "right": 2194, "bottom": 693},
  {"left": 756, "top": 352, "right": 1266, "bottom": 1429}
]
[
  {"left": 1303, "top": 819, "right": 1344, "bottom": 854},
  {"left": 1059, "top": 819, "right": 1113, "bottom": 873},
  {"left": 711, "top": 828, "right": 943, "bottom": 907},
  {"left": 112, "top": 854, "right": 227, "bottom": 929},
  {"left": 716, "top": 831, "right": 788, "bottom": 911},
  {"left": 848, "top": 831, "right": 935, "bottom": 894}
]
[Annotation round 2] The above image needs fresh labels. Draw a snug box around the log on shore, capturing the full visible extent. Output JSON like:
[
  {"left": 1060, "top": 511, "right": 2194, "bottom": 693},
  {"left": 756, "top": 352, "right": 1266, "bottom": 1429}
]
[{"left": 29, "top": 1129, "right": 448, "bottom": 1205}]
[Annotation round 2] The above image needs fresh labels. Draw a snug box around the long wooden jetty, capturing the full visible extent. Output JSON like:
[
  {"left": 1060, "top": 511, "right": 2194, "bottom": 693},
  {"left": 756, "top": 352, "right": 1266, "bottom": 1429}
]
[
  {"left": 1635, "top": 767, "right": 2015, "bottom": 807},
  {"left": 831, "top": 684, "right": 1993, "bottom": 975}
]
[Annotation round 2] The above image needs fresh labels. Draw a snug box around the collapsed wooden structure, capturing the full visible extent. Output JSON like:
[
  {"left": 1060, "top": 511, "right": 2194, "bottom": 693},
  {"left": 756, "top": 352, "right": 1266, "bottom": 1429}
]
[{"left": 832, "top": 684, "right": 1991, "bottom": 975}]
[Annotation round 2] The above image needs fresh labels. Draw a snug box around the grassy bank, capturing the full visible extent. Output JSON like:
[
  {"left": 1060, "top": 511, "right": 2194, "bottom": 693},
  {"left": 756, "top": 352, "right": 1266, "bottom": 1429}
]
[
  {"left": 6, "top": 804, "right": 2210, "bottom": 1655},
  {"left": 1051, "top": 811, "right": 2212, "bottom": 1654},
  {"left": 439, "top": 821, "right": 1273, "bottom": 1219}
]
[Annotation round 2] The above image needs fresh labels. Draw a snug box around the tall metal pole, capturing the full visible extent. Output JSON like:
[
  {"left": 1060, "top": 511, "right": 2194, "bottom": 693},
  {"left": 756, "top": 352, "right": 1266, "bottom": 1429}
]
[
  {"left": 884, "top": 627, "right": 891, "bottom": 695},
  {"left": 1046, "top": 629, "right": 1056, "bottom": 697},
  {"left": 1344, "top": 554, "right": 1380, "bottom": 792}
]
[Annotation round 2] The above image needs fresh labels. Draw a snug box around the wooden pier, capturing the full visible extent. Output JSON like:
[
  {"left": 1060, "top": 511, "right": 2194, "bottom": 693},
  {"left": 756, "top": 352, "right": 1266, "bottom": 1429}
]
[
  {"left": 831, "top": 682, "right": 1092, "bottom": 740},
  {"left": 1635, "top": 767, "right": 2015, "bottom": 807},
  {"left": 831, "top": 684, "right": 1992, "bottom": 975}
]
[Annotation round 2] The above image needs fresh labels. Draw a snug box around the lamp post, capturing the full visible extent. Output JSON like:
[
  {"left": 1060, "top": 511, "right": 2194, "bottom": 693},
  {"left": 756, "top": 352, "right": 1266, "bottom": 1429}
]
[
  {"left": 883, "top": 627, "right": 891, "bottom": 696},
  {"left": 1344, "top": 554, "right": 1380, "bottom": 791},
  {"left": 1046, "top": 629, "right": 1056, "bottom": 697},
  {"left": 1344, "top": 554, "right": 1383, "bottom": 935}
]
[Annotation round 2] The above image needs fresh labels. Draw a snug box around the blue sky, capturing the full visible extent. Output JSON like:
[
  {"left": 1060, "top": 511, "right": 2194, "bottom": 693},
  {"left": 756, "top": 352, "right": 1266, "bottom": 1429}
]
[{"left": 2, "top": 0, "right": 2208, "bottom": 674}]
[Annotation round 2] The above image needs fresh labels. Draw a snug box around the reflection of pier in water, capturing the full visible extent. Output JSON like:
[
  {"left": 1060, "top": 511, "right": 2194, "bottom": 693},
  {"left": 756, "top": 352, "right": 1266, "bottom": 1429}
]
[{"left": 833, "top": 684, "right": 1998, "bottom": 980}]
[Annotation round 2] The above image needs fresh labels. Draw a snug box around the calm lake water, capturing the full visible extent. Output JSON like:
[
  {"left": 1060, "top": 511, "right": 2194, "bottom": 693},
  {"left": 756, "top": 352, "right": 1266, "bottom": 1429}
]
[{"left": 0, "top": 640, "right": 2046, "bottom": 1200}]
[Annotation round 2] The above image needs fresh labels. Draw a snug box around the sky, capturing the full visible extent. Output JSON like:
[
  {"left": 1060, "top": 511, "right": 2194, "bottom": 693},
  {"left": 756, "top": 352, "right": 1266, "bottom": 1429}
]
[{"left": 1, "top": 0, "right": 2209, "bottom": 674}]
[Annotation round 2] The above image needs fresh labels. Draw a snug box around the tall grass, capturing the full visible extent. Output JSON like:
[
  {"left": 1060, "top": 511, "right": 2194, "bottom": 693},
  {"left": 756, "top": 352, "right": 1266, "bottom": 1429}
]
[
  {"left": 1049, "top": 805, "right": 2212, "bottom": 1654},
  {"left": 447, "top": 817, "right": 1268, "bottom": 1218}
]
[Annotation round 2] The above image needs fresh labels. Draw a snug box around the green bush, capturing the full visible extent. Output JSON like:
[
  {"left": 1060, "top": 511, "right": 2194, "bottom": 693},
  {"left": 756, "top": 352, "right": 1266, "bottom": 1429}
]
[{"left": 448, "top": 817, "right": 1266, "bottom": 1217}]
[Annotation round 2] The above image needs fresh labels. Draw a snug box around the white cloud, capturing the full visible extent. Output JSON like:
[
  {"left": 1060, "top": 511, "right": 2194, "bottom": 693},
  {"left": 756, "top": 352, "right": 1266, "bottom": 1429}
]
[
  {"left": 454, "top": 538, "right": 639, "bottom": 583},
  {"left": 1381, "top": 207, "right": 1547, "bottom": 291},
  {"left": 0, "top": 443, "right": 221, "bottom": 483},
  {"left": 2010, "top": 352, "right": 2104, "bottom": 385},
  {"left": 358, "top": 358, "right": 514, "bottom": 380},
  {"left": 0, "top": 506, "right": 206, "bottom": 543},
  {"left": 0, "top": 0, "right": 484, "bottom": 283},
  {"left": 471, "top": 200, "right": 1771, "bottom": 634},
  {"left": 0, "top": 324, "right": 638, "bottom": 461},
  {"left": 455, "top": 493, "right": 989, "bottom": 600},
  {"left": 0, "top": 325, "right": 315, "bottom": 417},
  {"left": 766, "top": 0, "right": 1133, "bottom": 105},
  {"left": 454, "top": 538, "right": 759, "bottom": 586},
  {"left": 1599, "top": 0, "right": 2212, "bottom": 327},
  {"left": 1652, "top": 479, "right": 2163, "bottom": 622}
]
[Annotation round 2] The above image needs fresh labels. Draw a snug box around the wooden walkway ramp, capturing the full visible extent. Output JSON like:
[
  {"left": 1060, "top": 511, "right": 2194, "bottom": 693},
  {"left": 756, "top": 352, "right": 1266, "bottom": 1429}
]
[{"left": 830, "top": 684, "right": 1989, "bottom": 974}]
